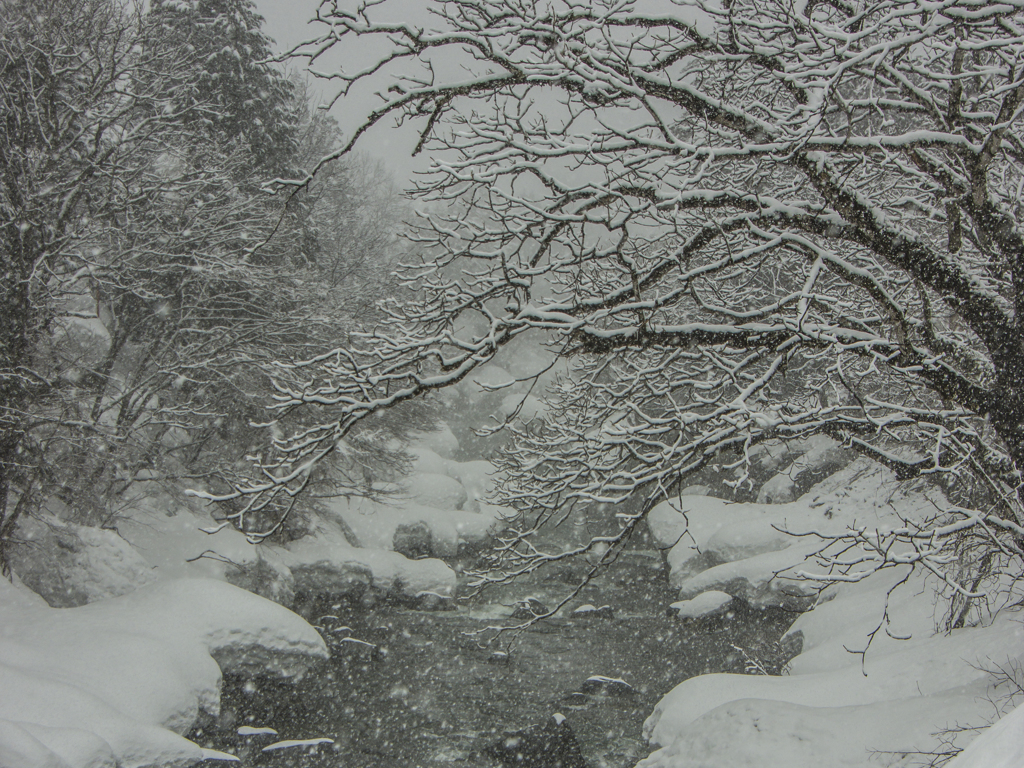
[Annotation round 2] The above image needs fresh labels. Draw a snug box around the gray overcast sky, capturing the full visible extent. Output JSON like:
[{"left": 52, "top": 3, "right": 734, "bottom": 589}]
[{"left": 254, "top": 0, "right": 430, "bottom": 184}]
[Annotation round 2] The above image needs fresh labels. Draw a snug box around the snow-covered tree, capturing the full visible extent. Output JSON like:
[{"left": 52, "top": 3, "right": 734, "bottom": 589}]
[
  {"left": 0, "top": 0, "right": 179, "bottom": 570},
  {"left": 0, "top": 0, "right": 411, "bottom": 569},
  {"left": 217, "top": 0, "right": 1024, "bottom": 600},
  {"left": 144, "top": 0, "right": 300, "bottom": 175}
]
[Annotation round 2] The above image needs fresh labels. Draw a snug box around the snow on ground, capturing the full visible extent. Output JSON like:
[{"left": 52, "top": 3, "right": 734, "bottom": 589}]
[
  {"left": 946, "top": 699, "right": 1024, "bottom": 768},
  {"left": 649, "top": 458, "right": 946, "bottom": 607},
  {"left": 103, "top": 424, "right": 511, "bottom": 609},
  {"left": 641, "top": 458, "right": 1024, "bottom": 767},
  {"left": 326, "top": 435, "right": 510, "bottom": 559},
  {"left": 0, "top": 577, "right": 326, "bottom": 768}
]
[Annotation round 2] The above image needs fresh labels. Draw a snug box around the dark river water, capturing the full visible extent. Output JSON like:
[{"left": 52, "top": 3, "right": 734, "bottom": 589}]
[{"left": 191, "top": 551, "right": 795, "bottom": 768}]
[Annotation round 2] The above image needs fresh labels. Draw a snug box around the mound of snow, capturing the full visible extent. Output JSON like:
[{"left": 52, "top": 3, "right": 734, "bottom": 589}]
[
  {"left": 407, "top": 446, "right": 453, "bottom": 476},
  {"left": 649, "top": 458, "right": 947, "bottom": 606},
  {"left": 641, "top": 571, "right": 1023, "bottom": 767},
  {"left": 446, "top": 459, "right": 504, "bottom": 512},
  {"left": 946, "top": 701, "right": 1024, "bottom": 768},
  {"left": 407, "top": 424, "right": 460, "bottom": 459},
  {"left": 114, "top": 491, "right": 261, "bottom": 583},
  {"left": 755, "top": 435, "right": 852, "bottom": 504},
  {"left": 401, "top": 472, "right": 468, "bottom": 511},
  {"left": 9, "top": 514, "right": 157, "bottom": 607},
  {"left": 331, "top": 495, "right": 506, "bottom": 559},
  {"left": 639, "top": 693, "right": 987, "bottom": 768},
  {"left": 0, "top": 578, "right": 326, "bottom": 768},
  {"left": 407, "top": 447, "right": 503, "bottom": 513},
  {"left": 639, "top": 457, "right": 1024, "bottom": 768},
  {"left": 270, "top": 522, "right": 457, "bottom": 600},
  {"left": 668, "top": 591, "right": 732, "bottom": 619},
  {"left": 112, "top": 486, "right": 466, "bottom": 608}
]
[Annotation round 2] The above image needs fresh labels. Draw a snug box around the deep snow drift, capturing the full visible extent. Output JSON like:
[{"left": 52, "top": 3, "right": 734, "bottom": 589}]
[
  {"left": 642, "top": 458, "right": 1024, "bottom": 768},
  {"left": 0, "top": 578, "right": 327, "bottom": 768}
]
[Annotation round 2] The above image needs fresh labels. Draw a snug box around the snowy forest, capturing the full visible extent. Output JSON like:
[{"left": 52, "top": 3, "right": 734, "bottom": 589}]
[{"left": 2, "top": 0, "right": 1024, "bottom": 766}]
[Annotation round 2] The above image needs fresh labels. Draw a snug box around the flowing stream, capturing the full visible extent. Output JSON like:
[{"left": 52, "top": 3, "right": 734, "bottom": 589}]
[{"left": 191, "top": 551, "right": 795, "bottom": 767}]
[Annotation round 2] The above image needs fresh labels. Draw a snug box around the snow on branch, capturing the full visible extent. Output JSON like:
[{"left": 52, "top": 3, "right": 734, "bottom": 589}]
[
  {"left": 201, "top": 0, "right": 1024, "bottom": 571},
  {"left": 784, "top": 505, "right": 1024, "bottom": 605}
]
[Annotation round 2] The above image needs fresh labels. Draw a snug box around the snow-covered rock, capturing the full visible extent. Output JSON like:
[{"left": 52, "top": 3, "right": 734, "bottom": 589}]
[
  {"left": 407, "top": 446, "right": 453, "bottom": 476},
  {"left": 405, "top": 450, "right": 502, "bottom": 513},
  {"left": 114, "top": 492, "right": 260, "bottom": 583},
  {"left": 331, "top": 495, "right": 505, "bottom": 559},
  {"left": 668, "top": 591, "right": 732, "bottom": 620},
  {"left": 269, "top": 522, "right": 457, "bottom": 601},
  {"left": 755, "top": 435, "right": 853, "bottom": 504},
  {"left": 446, "top": 459, "right": 502, "bottom": 512},
  {"left": 0, "top": 578, "right": 326, "bottom": 768},
  {"left": 571, "top": 604, "right": 614, "bottom": 620},
  {"left": 402, "top": 472, "right": 468, "bottom": 511},
  {"left": 649, "top": 458, "right": 946, "bottom": 606},
  {"left": 638, "top": 693, "right": 985, "bottom": 768},
  {"left": 675, "top": 544, "right": 822, "bottom": 609},
  {"left": 637, "top": 456, "right": 1024, "bottom": 767},
  {"left": 407, "top": 424, "right": 460, "bottom": 459},
  {"left": 9, "top": 515, "right": 157, "bottom": 607},
  {"left": 109, "top": 487, "right": 466, "bottom": 609}
]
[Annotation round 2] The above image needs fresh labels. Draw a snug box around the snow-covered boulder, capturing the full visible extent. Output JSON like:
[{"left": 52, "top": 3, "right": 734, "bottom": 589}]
[
  {"left": 446, "top": 460, "right": 502, "bottom": 512},
  {"left": 402, "top": 472, "right": 468, "bottom": 511},
  {"left": 639, "top": 566, "right": 1024, "bottom": 768},
  {"left": 109, "top": 487, "right": 460, "bottom": 610},
  {"left": 649, "top": 458, "right": 947, "bottom": 607},
  {"left": 268, "top": 522, "right": 457, "bottom": 602},
  {"left": 9, "top": 515, "right": 157, "bottom": 607},
  {"left": 114, "top": 492, "right": 261, "bottom": 583},
  {"left": 407, "top": 446, "right": 453, "bottom": 476},
  {"left": 405, "top": 450, "right": 502, "bottom": 513},
  {"left": 0, "top": 578, "right": 326, "bottom": 768},
  {"left": 0, "top": 717, "right": 117, "bottom": 768},
  {"left": 756, "top": 435, "right": 853, "bottom": 504},
  {"left": 392, "top": 521, "right": 435, "bottom": 559},
  {"left": 407, "top": 424, "right": 460, "bottom": 459},
  {"left": 668, "top": 591, "right": 732, "bottom": 620},
  {"left": 331, "top": 495, "right": 505, "bottom": 559},
  {"left": 50, "top": 314, "right": 112, "bottom": 375},
  {"left": 634, "top": 457, "right": 1024, "bottom": 766},
  {"left": 674, "top": 545, "right": 822, "bottom": 610},
  {"left": 639, "top": 694, "right": 984, "bottom": 768}
]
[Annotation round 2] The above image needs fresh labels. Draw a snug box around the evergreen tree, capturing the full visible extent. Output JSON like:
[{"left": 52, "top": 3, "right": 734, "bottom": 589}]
[{"left": 145, "top": 0, "right": 299, "bottom": 175}]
